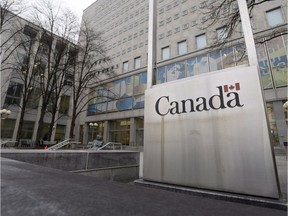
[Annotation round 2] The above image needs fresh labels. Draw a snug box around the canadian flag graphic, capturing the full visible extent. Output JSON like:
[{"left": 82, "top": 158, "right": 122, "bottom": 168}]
[{"left": 223, "top": 83, "right": 240, "bottom": 93}]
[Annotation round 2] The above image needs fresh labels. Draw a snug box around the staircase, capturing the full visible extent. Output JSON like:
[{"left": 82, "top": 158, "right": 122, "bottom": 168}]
[{"left": 47, "top": 139, "right": 71, "bottom": 150}]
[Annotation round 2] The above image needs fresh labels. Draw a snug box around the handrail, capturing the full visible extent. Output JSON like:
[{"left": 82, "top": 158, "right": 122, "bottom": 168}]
[
  {"left": 1, "top": 140, "right": 18, "bottom": 146},
  {"left": 97, "top": 142, "right": 122, "bottom": 151},
  {"left": 47, "top": 139, "right": 71, "bottom": 150}
]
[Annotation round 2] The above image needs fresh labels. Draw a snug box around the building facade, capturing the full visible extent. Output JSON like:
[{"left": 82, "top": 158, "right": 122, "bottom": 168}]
[
  {"left": 1, "top": 12, "right": 75, "bottom": 145},
  {"left": 81, "top": 0, "right": 287, "bottom": 148}
]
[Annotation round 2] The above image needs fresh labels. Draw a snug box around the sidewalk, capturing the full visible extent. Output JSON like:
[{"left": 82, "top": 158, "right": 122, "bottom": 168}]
[{"left": 1, "top": 157, "right": 286, "bottom": 216}]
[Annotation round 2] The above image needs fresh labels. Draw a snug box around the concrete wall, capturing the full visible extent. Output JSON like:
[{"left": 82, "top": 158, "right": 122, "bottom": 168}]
[{"left": 1, "top": 150, "right": 139, "bottom": 182}]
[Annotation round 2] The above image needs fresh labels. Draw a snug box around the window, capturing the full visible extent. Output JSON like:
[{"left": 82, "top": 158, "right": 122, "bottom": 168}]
[
  {"left": 266, "top": 8, "right": 284, "bottom": 27},
  {"left": 59, "top": 95, "right": 70, "bottom": 114},
  {"left": 178, "top": 40, "right": 187, "bottom": 55},
  {"left": 217, "top": 26, "right": 228, "bottom": 41},
  {"left": 166, "top": 17, "right": 172, "bottom": 23},
  {"left": 4, "top": 81, "right": 23, "bottom": 105},
  {"left": 174, "top": 13, "right": 180, "bottom": 20},
  {"left": 123, "top": 61, "right": 129, "bottom": 72},
  {"left": 191, "top": 20, "right": 198, "bottom": 27},
  {"left": 134, "top": 57, "right": 141, "bottom": 69},
  {"left": 166, "top": 30, "right": 172, "bottom": 37},
  {"left": 183, "top": 23, "right": 189, "bottom": 30},
  {"left": 190, "top": 6, "right": 197, "bottom": 12},
  {"left": 162, "top": 46, "right": 170, "bottom": 60},
  {"left": 182, "top": 10, "right": 188, "bottom": 16},
  {"left": 196, "top": 34, "right": 207, "bottom": 49},
  {"left": 175, "top": 27, "right": 180, "bottom": 34}
]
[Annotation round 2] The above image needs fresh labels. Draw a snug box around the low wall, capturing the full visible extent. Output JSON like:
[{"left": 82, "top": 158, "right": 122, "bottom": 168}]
[{"left": 1, "top": 149, "right": 139, "bottom": 182}]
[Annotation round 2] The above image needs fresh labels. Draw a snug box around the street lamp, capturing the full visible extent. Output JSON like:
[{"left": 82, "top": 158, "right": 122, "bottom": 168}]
[
  {"left": 89, "top": 122, "right": 98, "bottom": 140},
  {"left": 0, "top": 109, "right": 11, "bottom": 119},
  {"left": 283, "top": 101, "right": 288, "bottom": 111}
]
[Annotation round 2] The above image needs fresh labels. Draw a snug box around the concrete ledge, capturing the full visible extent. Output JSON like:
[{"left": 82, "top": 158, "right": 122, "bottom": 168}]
[
  {"left": 1, "top": 149, "right": 139, "bottom": 182},
  {"left": 134, "top": 179, "right": 287, "bottom": 211}
]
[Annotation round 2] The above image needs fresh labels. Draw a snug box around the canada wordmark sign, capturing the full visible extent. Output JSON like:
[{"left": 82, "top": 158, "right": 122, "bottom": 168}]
[{"left": 143, "top": 66, "right": 279, "bottom": 198}]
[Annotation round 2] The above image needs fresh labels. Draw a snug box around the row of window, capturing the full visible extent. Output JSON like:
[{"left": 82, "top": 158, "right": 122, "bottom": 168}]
[
  {"left": 1, "top": 119, "right": 66, "bottom": 140},
  {"left": 106, "top": 18, "right": 149, "bottom": 41},
  {"left": 110, "top": 40, "right": 148, "bottom": 59},
  {"left": 158, "top": 0, "right": 221, "bottom": 15},
  {"left": 107, "top": 28, "right": 148, "bottom": 50},
  {"left": 89, "top": 35, "right": 287, "bottom": 116},
  {"left": 4, "top": 81, "right": 70, "bottom": 114},
  {"left": 95, "top": 1, "right": 148, "bottom": 33},
  {"left": 121, "top": 56, "right": 143, "bottom": 72},
  {"left": 159, "top": 7, "right": 285, "bottom": 60},
  {"left": 158, "top": 7, "right": 284, "bottom": 36},
  {"left": 87, "top": 71, "right": 147, "bottom": 115},
  {"left": 158, "top": 36, "right": 287, "bottom": 89},
  {"left": 160, "top": 36, "right": 206, "bottom": 61}
]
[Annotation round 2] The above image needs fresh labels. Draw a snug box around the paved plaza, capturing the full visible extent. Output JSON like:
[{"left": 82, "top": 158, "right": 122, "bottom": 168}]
[{"left": 1, "top": 157, "right": 286, "bottom": 216}]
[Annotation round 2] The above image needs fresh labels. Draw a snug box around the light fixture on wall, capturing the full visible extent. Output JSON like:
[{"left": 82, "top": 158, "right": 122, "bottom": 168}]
[
  {"left": 283, "top": 101, "right": 288, "bottom": 111},
  {"left": 89, "top": 122, "right": 98, "bottom": 140},
  {"left": 0, "top": 109, "right": 11, "bottom": 119}
]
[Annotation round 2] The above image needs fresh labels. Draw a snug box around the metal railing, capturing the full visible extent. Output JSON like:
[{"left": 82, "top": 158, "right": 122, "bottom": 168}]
[
  {"left": 1, "top": 140, "right": 18, "bottom": 147},
  {"left": 97, "top": 142, "right": 123, "bottom": 151},
  {"left": 47, "top": 139, "right": 71, "bottom": 150}
]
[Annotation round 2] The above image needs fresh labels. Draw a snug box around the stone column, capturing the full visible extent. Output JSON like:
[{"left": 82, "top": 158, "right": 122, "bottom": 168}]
[
  {"left": 103, "top": 120, "right": 109, "bottom": 143},
  {"left": 273, "top": 101, "right": 287, "bottom": 146},
  {"left": 129, "top": 117, "right": 135, "bottom": 146}
]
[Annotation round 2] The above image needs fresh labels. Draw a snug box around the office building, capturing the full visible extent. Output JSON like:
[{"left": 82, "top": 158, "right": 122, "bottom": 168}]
[
  {"left": 81, "top": 0, "right": 287, "bottom": 148},
  {"left": 1, "top": 11, "right": 75, "bottom": 145}
]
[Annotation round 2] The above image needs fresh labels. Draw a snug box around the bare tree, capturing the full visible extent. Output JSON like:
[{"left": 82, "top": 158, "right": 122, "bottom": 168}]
[
  {"left": 2, "top": 0, "right": 114, "bottom": 145},
  {"left": 68, "top": 21, "right": 115, "bottom": 139},
  {"left": 27, "top": 0, "right": 80, "bottom": 145},
  {"left": 201, "top": 0, "right": 287, "bottom": 48},
  {"left": 12, "top": 33, "right": 43, "bottom": 144},
  {"left": 1, "top": 0, "right": 28, "bottom": 64}
]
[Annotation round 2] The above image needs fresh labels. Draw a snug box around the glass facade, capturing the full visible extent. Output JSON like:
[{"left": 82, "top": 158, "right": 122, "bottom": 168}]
[
  {"left": 54, "top": 125, "right": 66, "bottom": 141},
  {"left": 1, "top": 119, "right": 16, "bottom": 139},
  {"left": 88, "top": 121, "right": 104, "bottom": 141},
  {"left": 135, "top": 117, "right": 144, "bottom": 146},
  {"left": 20, "top": 121, "right": 35, "bottom": 139},
  {"left": 155, "top": 35, "right": 287, "bottom": 90},
  {"left": 87, "top": 71, "right": 147, "bottom": 116},
  {"left": 109, "top": 119, "right": 130, "bottom": 145},
  {"left": 266, "top": 103, "right": 279, "bottom": 146}
]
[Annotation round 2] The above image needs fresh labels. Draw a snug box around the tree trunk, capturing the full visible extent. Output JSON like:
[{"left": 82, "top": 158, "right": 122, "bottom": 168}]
[
  {"left": 69, "top": 109, "right": 77, "bottom": 139},
  {"left": 15, "top": 107, "right": 25, "bottom": 147},
  {"left": 34, "top": 108, "right": 46, "bottom": 147}
]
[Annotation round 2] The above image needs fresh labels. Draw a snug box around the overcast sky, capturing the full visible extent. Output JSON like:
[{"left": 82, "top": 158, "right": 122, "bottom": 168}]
[
  {"left": 60, "top": 0, "right": 96, "bottom": 20},
  {"left": 25, "top": 0, "right": 97, "bottom": 22}
]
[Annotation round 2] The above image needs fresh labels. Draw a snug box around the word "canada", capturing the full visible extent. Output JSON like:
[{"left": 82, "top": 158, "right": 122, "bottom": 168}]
[{"left": 155, "top": 83, "right": 244, "bottom": 116}]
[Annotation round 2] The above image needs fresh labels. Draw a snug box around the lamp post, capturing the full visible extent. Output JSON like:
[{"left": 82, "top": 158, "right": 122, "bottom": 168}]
[
  {"left": 89, "top": 122, "right": 98, "bottom": 140},
  {"left": 0, "top": 109, "right": 11, "bottom": 119},
  {"left": 283, "top": 101, "right": 288, "bottom": 111}
]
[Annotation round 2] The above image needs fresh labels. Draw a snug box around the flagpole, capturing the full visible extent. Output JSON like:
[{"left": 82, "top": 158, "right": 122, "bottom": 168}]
[
  {"left": 147, "top": 0, "right": 157, "bottom": 89},
  {"left": 237, "top": 0, "right": 281, "bottom": 196},
  {"left": 237, "top": 0, "right": 258, "bottom": 66}
]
